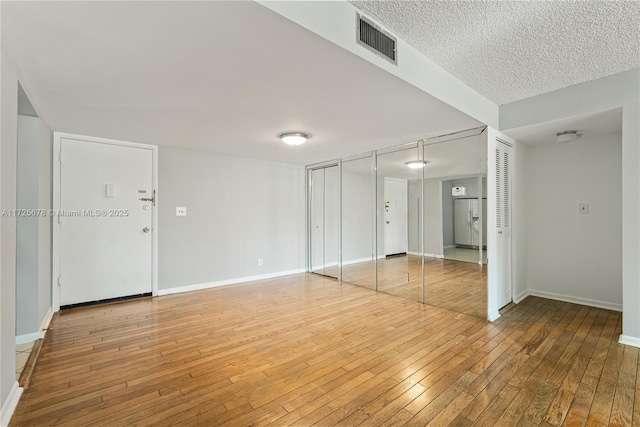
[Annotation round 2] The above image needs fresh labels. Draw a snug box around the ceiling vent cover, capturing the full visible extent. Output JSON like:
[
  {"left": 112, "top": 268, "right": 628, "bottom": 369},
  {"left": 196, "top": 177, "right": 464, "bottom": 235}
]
[{"left": 357, "top": 14, "right": 397, "bottom": 65}]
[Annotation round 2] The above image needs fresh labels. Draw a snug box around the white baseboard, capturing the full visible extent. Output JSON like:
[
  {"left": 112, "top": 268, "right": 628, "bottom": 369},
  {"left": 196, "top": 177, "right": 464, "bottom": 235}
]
[
  {"left": 488, "top": 310, "right": 500, "bottom": 322},
  {"left": 15, "top": 307, "right": 54, "bottom": 345},
  {"left": 425, "top": 252, "right": 444, "bottom": 259},
  {"left": 342, "top": 257, "right": 376, "bottom": 266},
  {"left": 619, "top": 334, "right": 640, "bottom": 348},
  {"left": 157, "top": 268, "right": 306, "bottom": 296},
  {"left": 39, "top": 307, "right": 53, "bottom": 338},
  {"left": 311, "top": 261, "right": 338, "bottom": 270},
  {"left": 527, "top": 289, "right": 622, "bottom": 312},
  {"left": 15, "top": 333, "right": 40, "bottom": 346},
  {"left": 407, "top": 251, "right": 444, "bottom": 259},
  {"left": 513, "top": 289, "right": 530, "bottom": 304},
  {"left": 0, "top": 381, "right": 23, "bottom": 427}
]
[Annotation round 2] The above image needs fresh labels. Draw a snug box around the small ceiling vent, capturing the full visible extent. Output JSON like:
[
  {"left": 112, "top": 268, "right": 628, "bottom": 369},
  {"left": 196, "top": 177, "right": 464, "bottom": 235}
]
[{"left": 357, "top": 14, "right": 397, "bottom": 65}]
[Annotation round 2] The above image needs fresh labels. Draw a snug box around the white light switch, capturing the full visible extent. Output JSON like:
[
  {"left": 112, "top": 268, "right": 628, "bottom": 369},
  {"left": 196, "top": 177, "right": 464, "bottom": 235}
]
[
  {"left": 105, "top": 184, "right": 115, "bottom": 198},
  {"left": 176, "top": 207, "right": 187, "bottom": 216}
]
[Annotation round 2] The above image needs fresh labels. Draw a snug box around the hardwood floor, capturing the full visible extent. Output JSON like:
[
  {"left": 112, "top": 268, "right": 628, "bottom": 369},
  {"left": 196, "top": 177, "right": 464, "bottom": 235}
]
[
  {"left": 11, "top": 273, "right": 635, "bottom": 426},
  {"left": 343, "top": 255, "right": 486, "bottom": 318}
]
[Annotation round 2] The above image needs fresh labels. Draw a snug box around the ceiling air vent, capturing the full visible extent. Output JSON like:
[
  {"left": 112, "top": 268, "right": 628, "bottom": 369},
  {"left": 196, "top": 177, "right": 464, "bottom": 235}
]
[{"left": 357, "top": 14, "right": 397, "bottom": 65}]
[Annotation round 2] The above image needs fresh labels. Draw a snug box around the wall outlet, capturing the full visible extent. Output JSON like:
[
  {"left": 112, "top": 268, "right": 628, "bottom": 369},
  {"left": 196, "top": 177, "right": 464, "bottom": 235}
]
[
  {"left": 176, "top": 207, "right": 187, "bottom": 216},
  {"left": 257, "top": 258, "right": 263, "bottom": 266},
  {"left": 579, "top": 203, "right": 589, "bottom": 214}
]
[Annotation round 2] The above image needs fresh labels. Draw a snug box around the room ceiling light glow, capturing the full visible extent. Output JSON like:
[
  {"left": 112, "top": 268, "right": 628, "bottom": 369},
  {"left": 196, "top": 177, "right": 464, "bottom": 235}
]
[
  {"left": 279, "top": 132, "right": 309, "bottom": 146},
  {"left": 405, "top": 160, "right": 428, "bottom": 169},
  {"left": 556, "top": 130, "right": 580, "bottom": 143}
]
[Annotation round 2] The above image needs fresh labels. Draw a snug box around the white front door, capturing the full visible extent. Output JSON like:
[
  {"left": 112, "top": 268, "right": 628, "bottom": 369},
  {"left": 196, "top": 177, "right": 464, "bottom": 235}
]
[
  {"left": 384, "top": 178, "right": 408, "bottom": 256},
  {"left": 58, "top": 137, "right": 154, "bottom": 306}
]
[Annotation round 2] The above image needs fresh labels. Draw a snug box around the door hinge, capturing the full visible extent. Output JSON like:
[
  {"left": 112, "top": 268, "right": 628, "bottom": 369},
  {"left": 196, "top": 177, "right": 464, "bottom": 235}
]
[
  {"left": 57, "top": 276, "right": 61, "bottom": 287},
  {"left": 59, "top": 151, "right": 62, "bottom": 163}
]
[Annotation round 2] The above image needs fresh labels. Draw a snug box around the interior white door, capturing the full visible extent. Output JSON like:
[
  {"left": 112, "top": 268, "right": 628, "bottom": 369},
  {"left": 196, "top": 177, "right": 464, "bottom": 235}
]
[
  {"left": 59, "top": 138, "right": 153, "bottom": 306},
  {"left": 384, "top": 178, "right": 408, "bottom": 256},
  {"left": 496, "top": 140, "right": 513, "bottom": 308}
]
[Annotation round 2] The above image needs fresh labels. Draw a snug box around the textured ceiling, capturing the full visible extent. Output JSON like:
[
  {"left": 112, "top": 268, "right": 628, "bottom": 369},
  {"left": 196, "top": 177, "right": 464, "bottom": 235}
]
[{"left": 350, "top": 0, "right": 640, "bottom": 105}]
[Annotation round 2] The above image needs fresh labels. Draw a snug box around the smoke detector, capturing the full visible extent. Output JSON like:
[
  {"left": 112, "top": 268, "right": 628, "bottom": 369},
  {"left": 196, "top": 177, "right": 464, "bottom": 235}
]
[{"left": 556, "top": 130, "right": 580, "bottom": 143}]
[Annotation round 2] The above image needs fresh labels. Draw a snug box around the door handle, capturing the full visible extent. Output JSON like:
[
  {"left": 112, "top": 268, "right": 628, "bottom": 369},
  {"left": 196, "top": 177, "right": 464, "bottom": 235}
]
[
  {"left": 386, "top": 221, "right": 390, "bottom": 224},
  {"left": 142, "top": 227, "right": 150, "bottom": 233},
  {"left": 139, "top": 190, "right": 156, "bottom": 206}
]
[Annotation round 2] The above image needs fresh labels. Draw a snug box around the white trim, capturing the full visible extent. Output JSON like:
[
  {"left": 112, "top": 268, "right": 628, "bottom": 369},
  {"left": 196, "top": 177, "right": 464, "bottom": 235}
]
[
  {"left": 15, "top": 297, "right": 54, "bottom": 346},
  {"left": 311, "top": 261, "right": 338, "bottom": 271},
  {"left": 39, "top": 307, "right": 53, "bottom": 339},
  {"left": 311, "top": 256, "right": 385, "bottom": 272},
  {"left": 488, "top": 311, "right": 500, "bottom": 322},
  {"left": 52, "top": 133, "right": 159, "bottom": 311},
  {"left": 424, "top": 252, "right": 444, "bottom": 259},
  {"left": 342, "top": 257, "right": 376, "bottom": 266},
  {"left": 619, "top": 335, "right": 640, "bottom": 348},
  {"left": 0, "top": 382, "right": 23, "bottom": 427},
  {"left": 527, "top": 289, "right": 622, "bottom": 312},
  {"left": 513, "top": 289, "right": 530, "bottom": 304},
  {"left": 407, "top": 251, "right": 444, "bottom": 259},
  {"left": 15, "top": 333, "right": 39, "bottom": 345},
  {"left": 157, "top": 269, "right": 306, "bottom": 296}
]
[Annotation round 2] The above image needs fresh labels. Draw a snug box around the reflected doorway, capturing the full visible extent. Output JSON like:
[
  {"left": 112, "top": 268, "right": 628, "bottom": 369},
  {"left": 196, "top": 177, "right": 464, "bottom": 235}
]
[
  {"left": 442, "top": 177, "right": 488, "bottom": 264},
  {"left": 309, "top": 165, "right": 339, "bottom": 278},
  {"left": 384, "top": 178, "right": 408, "bottom": 256}
]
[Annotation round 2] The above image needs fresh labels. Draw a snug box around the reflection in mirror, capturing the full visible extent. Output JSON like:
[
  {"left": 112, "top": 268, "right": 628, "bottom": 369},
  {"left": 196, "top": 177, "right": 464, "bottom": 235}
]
[
  {"left": 341, "top": 156, "right": 375, "bottom": 289},
  {"left": 423, "top": 131, "right": 486, "bottom": 318},
  {"left": 376, "top": 144, "right": 423, "bottom": 303},
  {"left": 309, "top": 166, "right": 339, "bottom": 278}
]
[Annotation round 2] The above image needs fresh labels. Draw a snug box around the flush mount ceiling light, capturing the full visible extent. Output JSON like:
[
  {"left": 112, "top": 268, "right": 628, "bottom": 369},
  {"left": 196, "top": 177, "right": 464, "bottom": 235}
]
[
  {"left": 279, "top": 132, "right": 309, "bottom": 146},
  {"left": 556, "top": 130, "right": 581, "bottom": 143},
  {"left": 405, "top": 161, "right": 428, "bottom": 169}
]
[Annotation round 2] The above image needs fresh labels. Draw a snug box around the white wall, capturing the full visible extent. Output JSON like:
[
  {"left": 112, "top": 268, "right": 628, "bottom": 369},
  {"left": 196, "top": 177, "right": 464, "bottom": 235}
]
[
  {"left": 1, "top": 45, "right": 20, "bottom": 423},
  {"left": 408, "top": 178, "right": 443, "bottom": 256},
  {"left": 524, "top": 135, "right": 622, "bottom": 309},
  {"left": 36, "top": 116, "right": 51, "bottom": 330},
  {"left": 501, "top": 69, "right": 640, "bottom": 344},
  {"left": 512, "top": 142, "right": 528, "bottom": 303},
  {"left": 342, "top": 169, "right": 374, "bottom": 263},
  {"left": 1, "top": 47, "right": 53, "bottom": 424},
  {"left": 16, "top": 114, "right": 51, "bottom": 339},
  {"left": 16, "top": 115, "right": 39, "bottom": 336},
  {"left": 157, "top": 148, "right": 305, "bottom": 292},
  {"left": 441, "top": 181, "right": 454, "bottom": 247}
]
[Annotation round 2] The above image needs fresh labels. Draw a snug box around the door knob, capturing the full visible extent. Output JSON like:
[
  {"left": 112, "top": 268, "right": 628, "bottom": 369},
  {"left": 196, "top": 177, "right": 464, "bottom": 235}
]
[{"left": 142, "top": 227, "right": 150, "bottom": 233}]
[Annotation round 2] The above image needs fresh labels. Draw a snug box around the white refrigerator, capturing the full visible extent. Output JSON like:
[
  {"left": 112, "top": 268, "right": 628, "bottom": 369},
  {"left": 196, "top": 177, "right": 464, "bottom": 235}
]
[{"left": 454, "top": 198, "right": 487, "bottom": 248}]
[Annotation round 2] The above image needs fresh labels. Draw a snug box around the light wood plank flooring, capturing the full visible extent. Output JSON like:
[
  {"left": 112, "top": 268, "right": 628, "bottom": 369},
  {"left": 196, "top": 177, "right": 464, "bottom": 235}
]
[
  {"left": 343, "top": 255, "right": 486, "bottom": 318},
  {"left": 11, "top": 273, "right": 635, "bottom": 426}
]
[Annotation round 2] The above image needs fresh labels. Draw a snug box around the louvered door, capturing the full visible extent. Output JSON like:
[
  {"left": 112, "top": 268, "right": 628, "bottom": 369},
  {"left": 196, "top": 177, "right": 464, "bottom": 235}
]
[{"left": 496, "top": 140, "right": 513, "bottom": 309}]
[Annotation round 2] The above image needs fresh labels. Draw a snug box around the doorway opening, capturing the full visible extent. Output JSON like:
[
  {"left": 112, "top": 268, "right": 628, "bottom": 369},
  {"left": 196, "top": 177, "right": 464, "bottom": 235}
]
[
  {"left": 383, "top": 178, "right": 408, "bottom": 257},
  {"left": 442, "top": 177, "right": 487, "bottom": 264}
]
